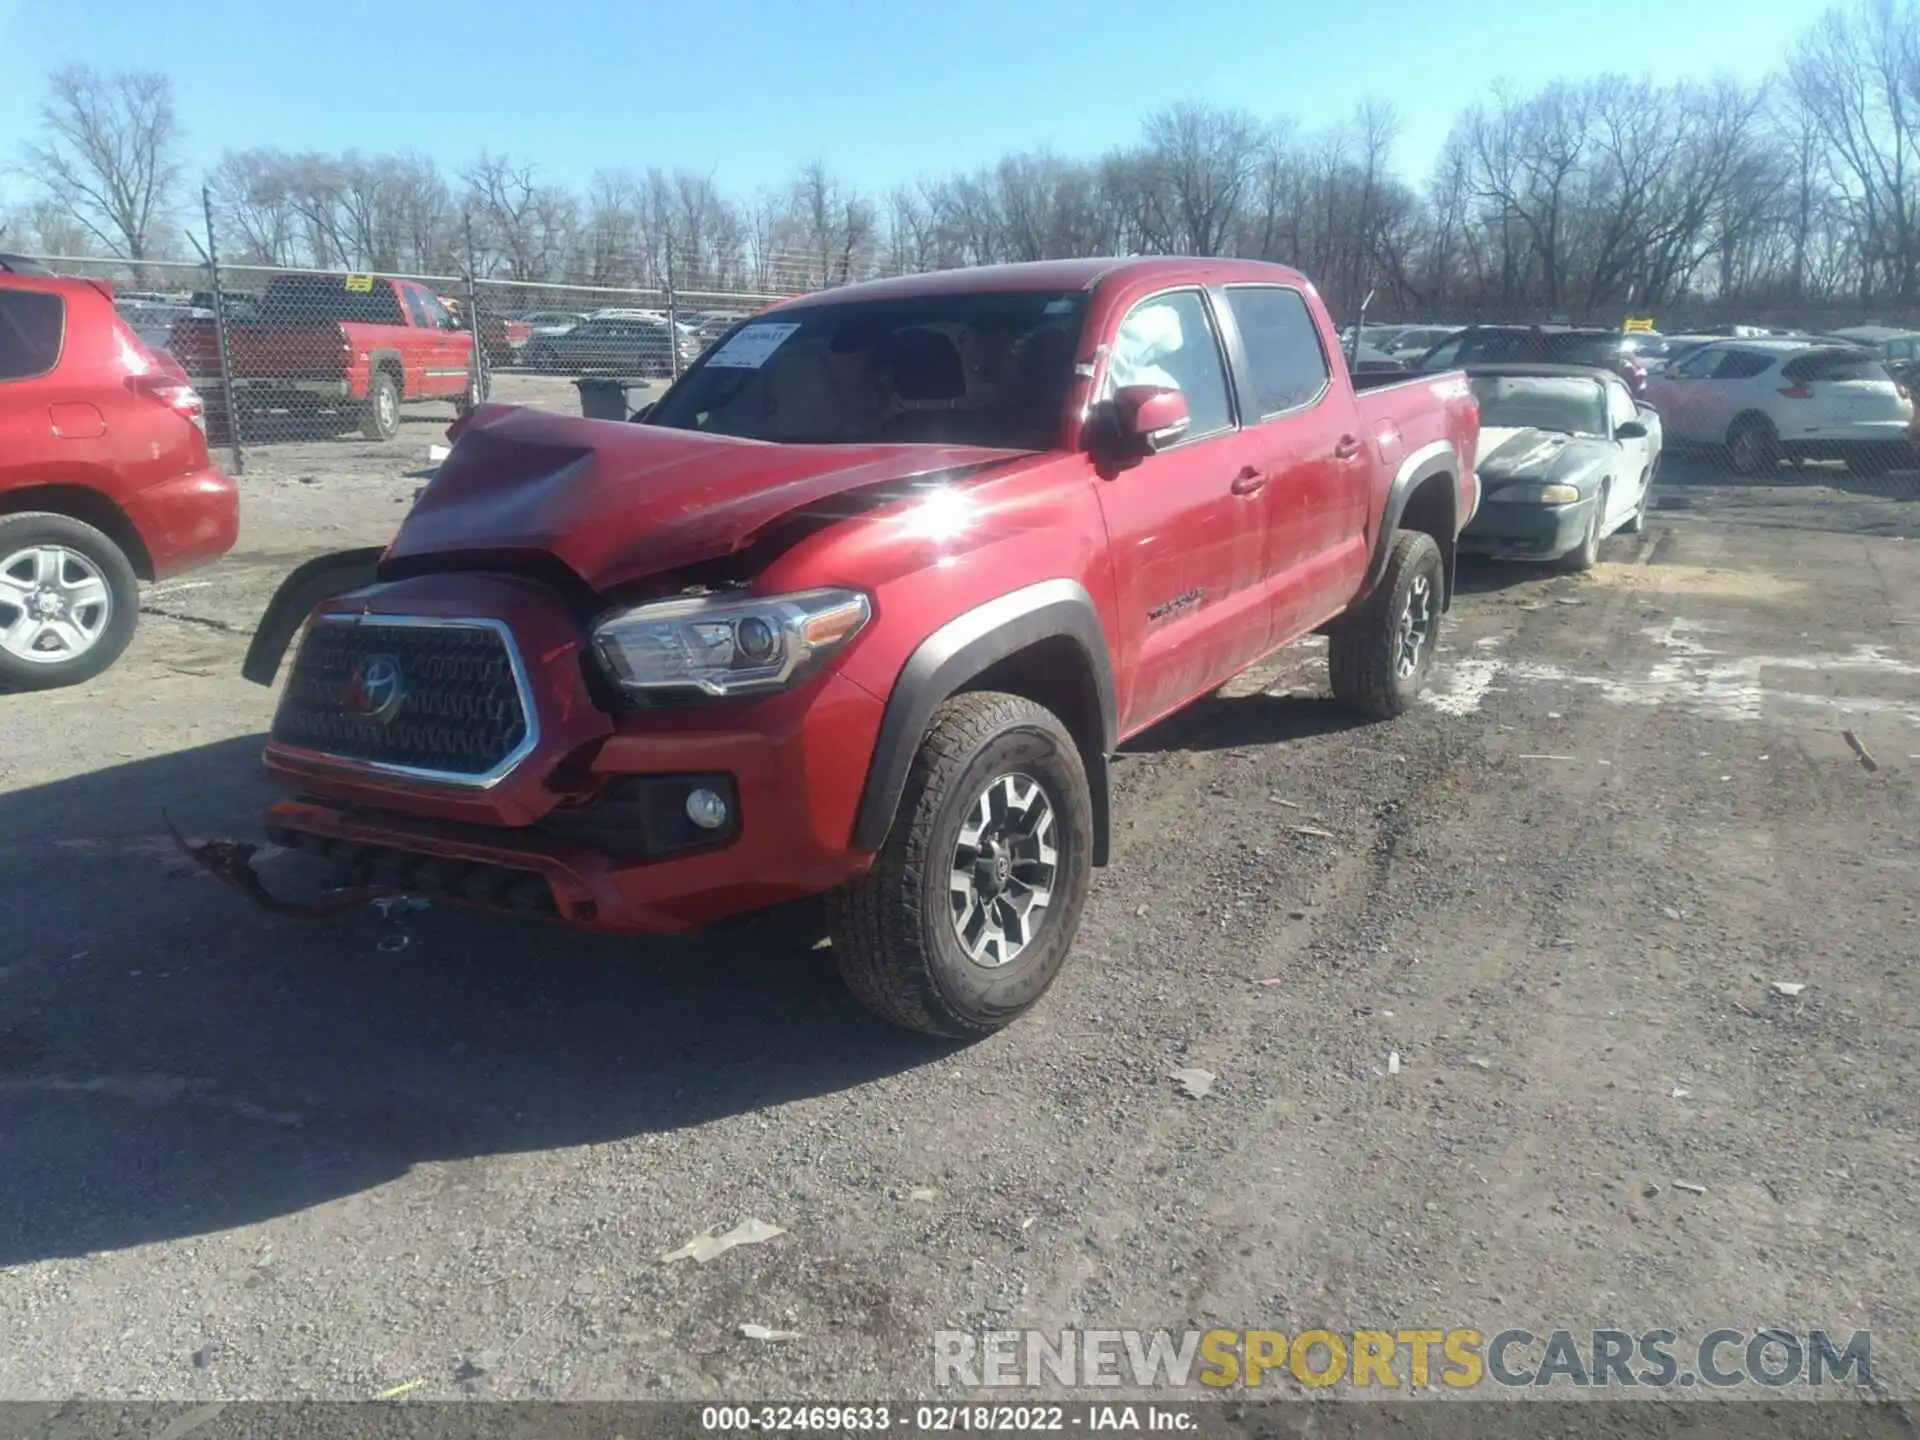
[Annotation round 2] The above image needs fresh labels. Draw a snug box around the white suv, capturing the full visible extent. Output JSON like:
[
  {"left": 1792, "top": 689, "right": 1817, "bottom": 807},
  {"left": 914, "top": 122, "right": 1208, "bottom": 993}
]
[{"left": 1642, "top": 339, "right": 1913, "bottom": 476}]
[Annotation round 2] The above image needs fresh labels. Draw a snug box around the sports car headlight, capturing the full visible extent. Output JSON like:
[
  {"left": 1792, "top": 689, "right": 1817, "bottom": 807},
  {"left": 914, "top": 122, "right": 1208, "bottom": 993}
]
[
  {"left": 592, "top": 588, "right": 871, "bottom": 697},
  {"left": 1490, "top": 482, "right": 1582, "bottom": 505}
]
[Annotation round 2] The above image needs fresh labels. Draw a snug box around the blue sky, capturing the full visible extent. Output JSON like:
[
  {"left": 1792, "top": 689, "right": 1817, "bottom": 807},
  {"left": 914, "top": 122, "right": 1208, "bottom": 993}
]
[{"left": 0, "top": 0, "right": 1820, "bottom": 204}]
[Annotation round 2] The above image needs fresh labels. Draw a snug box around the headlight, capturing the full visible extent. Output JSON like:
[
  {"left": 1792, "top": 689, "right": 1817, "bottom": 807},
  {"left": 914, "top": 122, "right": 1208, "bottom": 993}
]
[
  {"left": 592, "top": 588, "right": 871, "bottom": 697},
  {"left": 1489, "top": 482, "right": 1582, "bottom": 505}
]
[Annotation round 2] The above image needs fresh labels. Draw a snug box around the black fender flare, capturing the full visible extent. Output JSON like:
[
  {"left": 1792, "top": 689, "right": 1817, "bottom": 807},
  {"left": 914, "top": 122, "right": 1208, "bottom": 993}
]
[
  {"left": 851, "top": 578, "right": 1118, "bottom": 865},
  {"left": 241, "top": 548, "right": 385, "bottom": 686},
  {"left": 1361, "top": 440, "right": 1462, "bottom": 609}
]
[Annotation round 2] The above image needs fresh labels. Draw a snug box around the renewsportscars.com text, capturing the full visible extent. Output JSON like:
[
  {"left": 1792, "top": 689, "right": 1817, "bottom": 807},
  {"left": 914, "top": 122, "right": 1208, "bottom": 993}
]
[{"left": 933, "top": 1327, "right": 1874, "bottom": 1391}]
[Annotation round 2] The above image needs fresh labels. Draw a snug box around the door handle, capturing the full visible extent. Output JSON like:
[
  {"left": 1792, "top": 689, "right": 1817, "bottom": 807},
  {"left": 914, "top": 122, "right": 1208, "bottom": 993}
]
[
  {"left": 1230, "top": 467, "right": 1268, "bottom": 496},
  {"left": 1334, "top": 435, "right": 1364, "bottom": 461}
]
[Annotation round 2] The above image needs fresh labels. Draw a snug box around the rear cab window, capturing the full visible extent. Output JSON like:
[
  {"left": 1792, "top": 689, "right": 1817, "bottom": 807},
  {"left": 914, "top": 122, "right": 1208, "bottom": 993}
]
[
  {"left": 0, "top": 289, "right": 66, "bottom": 381},
  {"left": 1223, "top": 285, "right": 1331, "bottom": 417},
  {"left": 261, "top": 275, "right": 407, "bottom": 325}
]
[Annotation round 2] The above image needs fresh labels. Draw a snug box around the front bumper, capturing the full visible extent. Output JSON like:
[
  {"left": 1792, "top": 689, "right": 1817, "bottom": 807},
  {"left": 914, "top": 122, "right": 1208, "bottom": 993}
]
[
  {"left": 124, "top": 464, "right": 240, "bottom": 580},
  {"left": 1457, "top": 496, "right": 1595, "bottom": 562},
  {"left": 258, "top": 574, "right": 888, "bottom": 932}
]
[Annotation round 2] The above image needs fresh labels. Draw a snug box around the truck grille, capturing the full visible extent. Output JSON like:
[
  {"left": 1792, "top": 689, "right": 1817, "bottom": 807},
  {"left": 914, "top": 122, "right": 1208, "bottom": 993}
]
[{"left": 272, "top": 617, "right": 534, "bottom": 783}]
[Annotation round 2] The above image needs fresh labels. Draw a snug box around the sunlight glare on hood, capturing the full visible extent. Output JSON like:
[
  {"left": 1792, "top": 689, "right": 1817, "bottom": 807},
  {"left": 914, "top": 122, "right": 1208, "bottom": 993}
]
[{"left": 899, "top": 484, "right": 975, "bottom": 542}]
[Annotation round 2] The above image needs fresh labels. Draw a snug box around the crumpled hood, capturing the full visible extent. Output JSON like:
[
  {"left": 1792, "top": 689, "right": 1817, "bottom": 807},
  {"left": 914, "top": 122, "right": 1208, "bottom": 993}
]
[
  {"left": 1474, "top": 425, "right": 1607, "bottom": 486},
  {"left": 388, "top": 404, "right": 1031, "bottom": 591}
]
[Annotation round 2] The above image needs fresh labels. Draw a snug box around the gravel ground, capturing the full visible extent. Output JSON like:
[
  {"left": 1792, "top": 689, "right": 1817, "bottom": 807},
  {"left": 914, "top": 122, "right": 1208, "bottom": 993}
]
[{"left": 0, "top": 427, "right": 1915, "bottom": 1405}]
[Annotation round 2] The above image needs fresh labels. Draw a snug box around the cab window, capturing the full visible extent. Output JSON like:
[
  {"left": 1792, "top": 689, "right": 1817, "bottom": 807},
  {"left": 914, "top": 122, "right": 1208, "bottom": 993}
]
[{"left": 1106, "top": 290, "right": 1234, "bottom": 442}]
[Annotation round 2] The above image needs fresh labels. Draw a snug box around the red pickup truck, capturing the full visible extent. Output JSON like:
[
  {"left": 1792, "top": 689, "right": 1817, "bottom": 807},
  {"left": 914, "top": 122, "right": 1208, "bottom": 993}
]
[
  {"left": 170, "top": 274, "right": 480, "bottom": 441},
  {"left": 211, "top": 258, "right": 1479, "bottom": 1036}
]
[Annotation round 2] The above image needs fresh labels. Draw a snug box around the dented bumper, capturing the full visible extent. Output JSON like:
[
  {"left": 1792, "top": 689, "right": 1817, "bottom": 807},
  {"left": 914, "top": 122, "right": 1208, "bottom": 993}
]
[{"left": 248, "top": 572, "right": 891, "bottom": 933}]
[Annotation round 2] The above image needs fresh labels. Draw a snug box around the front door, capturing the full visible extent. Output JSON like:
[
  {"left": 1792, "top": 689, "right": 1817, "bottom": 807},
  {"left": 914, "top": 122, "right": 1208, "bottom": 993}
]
[{"left": 1092, "top": 287, "right": 1274, "bottom": 736}]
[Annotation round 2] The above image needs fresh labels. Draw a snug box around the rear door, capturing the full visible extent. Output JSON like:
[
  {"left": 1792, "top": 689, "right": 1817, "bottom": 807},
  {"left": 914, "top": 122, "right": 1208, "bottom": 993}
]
[
  {"left": 1216, "top": 282, "right": 1367, "bottom": 640},
  {"left": 1090, "top": 286, "right": 1274, "bottom": 733}
]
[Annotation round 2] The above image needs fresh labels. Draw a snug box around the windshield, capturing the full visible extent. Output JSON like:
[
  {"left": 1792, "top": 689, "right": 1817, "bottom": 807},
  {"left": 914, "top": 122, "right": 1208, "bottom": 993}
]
[
  {"left": 646, "top": 290, "right": 1089, "bottom": 448},
  {"left": 1469, "top": 375, "right": 1609, "bottom": 435}
]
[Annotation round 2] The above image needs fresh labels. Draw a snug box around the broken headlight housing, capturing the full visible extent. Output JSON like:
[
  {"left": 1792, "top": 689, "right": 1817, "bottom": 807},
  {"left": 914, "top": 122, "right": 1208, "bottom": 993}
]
[{"left": 591, "top": 588, "right": 872, "bottom": 698}]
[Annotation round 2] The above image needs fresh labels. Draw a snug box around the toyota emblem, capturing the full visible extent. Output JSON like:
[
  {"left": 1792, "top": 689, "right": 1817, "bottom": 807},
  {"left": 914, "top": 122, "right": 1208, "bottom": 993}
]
[{"left": 343, "top": 654, "right": 406, "bottom": 725}]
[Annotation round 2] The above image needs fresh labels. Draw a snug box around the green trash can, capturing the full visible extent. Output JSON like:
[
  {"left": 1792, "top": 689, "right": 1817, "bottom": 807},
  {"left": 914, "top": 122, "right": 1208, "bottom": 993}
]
[{"left": 575, "top": 377, "right": 650, "bottom": 421}]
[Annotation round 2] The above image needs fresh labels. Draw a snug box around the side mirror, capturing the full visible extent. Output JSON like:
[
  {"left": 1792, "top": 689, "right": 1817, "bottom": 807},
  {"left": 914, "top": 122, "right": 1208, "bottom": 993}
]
[
  {"left": 1614, "top": 420, "right": 1648, "bottom": 440},
  {"left": 628, "top": 402, "right": 655, "bottom": 423},
  {"left": 1114, "top": 384, "right": 1190, "bottom": 453}
]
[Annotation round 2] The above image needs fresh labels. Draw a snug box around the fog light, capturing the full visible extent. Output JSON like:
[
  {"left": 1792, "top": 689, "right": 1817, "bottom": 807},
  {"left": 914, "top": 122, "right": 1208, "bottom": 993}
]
[{"left": 685, "top": 787, "right": 730, "bottom": 830}]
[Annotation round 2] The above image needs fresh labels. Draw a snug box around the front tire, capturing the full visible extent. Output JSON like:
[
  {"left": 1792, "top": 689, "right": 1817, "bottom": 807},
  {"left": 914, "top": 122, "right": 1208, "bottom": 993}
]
[
  {"left": 0, "top": 512, "right": 140, "bottom": 691},
  {"left": 361, "top": 370, "right": 401, "bottom": 441},
  {"left": 826, "top": 691, "right": 1093, "bottom": 1039},
  {"left": 1328, "top": 529, "right": 1445, "bottom": 719},
  {"left": 1620, "top": 468, "right": 1651, "bottom": 534},
  {"left": 1557, "top": 483, "right": 1608, "bottom": 572}
]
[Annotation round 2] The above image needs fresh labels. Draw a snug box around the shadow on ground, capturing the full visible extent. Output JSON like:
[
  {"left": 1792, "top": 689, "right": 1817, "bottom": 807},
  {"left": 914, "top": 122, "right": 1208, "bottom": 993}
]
[
  {"left": 0, "top": 735, "right": 950, "bottom": 1265},
  {"left": 1123, "top": 689, "right": 1373, "bottom": 754}
]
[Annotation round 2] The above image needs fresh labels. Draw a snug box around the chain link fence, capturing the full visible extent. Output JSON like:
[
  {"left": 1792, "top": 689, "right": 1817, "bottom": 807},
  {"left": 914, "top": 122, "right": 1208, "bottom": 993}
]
[
  {"left": 22, "top": 247, "right": 1920, "bottom": 504},
  {"left": 24, "top": 238, "right": 801, "bottom": 468}
]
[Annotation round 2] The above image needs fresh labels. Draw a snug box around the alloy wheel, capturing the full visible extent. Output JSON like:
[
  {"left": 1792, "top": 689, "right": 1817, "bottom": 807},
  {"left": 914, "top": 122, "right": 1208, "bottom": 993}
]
[
  {"left": 1396, "top": 572, "right": 1435, "bottom": 680},
  {"left": 0, "top": 545, "right": 113, "bottom": 664},
  {"left": 948, "top": 772, "right": 1060, "bottom": 968}
]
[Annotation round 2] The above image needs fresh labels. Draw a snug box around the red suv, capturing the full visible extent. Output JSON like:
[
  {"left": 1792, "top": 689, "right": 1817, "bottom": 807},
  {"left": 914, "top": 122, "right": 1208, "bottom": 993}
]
[{"left": 0, "top": 258, "right": 239, "bottom": 689}]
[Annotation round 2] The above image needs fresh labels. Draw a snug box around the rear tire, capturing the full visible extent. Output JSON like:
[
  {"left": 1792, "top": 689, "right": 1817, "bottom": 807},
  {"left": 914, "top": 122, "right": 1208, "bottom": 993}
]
[
  {"left": 1328, "top": 529, "right": 1444, "bottom": 719},
  {"left": 0, "top": 512, "right": 140, "bottom": 692},
  {"left": 361, "top": 370, "right": 401, "bottom": 441},
  {"left": 826, "top": 691, "right": 1093, "bottom": 1039},
  {"left": 453, "top": 369, "right": 488, "bottom": 416},
  {"left": 1726, "top": 415, "right": 1779, "bottom": 477}
]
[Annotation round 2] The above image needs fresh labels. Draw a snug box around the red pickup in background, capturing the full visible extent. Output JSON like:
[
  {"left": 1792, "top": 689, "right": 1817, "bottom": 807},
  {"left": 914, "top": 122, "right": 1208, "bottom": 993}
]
[{"left": 170, "top": 273, "right": 480, "bottom": 441}]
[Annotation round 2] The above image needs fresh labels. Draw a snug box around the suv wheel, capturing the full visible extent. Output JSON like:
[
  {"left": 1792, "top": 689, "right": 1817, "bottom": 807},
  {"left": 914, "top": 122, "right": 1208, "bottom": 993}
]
[
  {"left": 1726, "top": 415, "right": 1779, "bottom": 477},
  {"left": 1328, "top": 529, "right": 1445, "bottom": 719},
  {"left": 0, "top": 512, "right": 140, "bottom": 691},
  {"left": 826, "top": 691, "right": 1093, "bottom": 1038},
  {"left": 361, "top": 370, "right": 401, "bottom": 441}
]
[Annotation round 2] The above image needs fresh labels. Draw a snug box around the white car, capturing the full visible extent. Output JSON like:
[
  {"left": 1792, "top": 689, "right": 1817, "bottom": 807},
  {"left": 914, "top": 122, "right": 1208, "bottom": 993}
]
[{"left": 1643, "top": 339, "right": 1914, "bottom": 476}]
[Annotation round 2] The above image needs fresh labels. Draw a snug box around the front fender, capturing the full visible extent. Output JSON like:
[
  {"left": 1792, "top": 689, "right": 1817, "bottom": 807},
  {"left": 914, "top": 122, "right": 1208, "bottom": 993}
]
[
  {"left": 242, "top": 548, "right": 386, "bottom": 686},
  {"left": 850, "top": 579, "right": 1117, "bottom": 862}
]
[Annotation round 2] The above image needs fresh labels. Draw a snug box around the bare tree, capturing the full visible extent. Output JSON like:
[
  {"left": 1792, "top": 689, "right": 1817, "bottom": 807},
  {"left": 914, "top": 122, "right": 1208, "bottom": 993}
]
[
  {"left": 23, "top": 66, "right": 183, "bottom": 274},
  {"left": 1135, "top": 102, "right": 1263, "bottom": 254}
]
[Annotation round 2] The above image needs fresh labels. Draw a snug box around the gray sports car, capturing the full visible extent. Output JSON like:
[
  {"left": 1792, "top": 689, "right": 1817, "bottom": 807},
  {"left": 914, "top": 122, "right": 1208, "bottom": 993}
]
[{"left": 1459, "top": 364, "right": 1664, "bottom": 571}]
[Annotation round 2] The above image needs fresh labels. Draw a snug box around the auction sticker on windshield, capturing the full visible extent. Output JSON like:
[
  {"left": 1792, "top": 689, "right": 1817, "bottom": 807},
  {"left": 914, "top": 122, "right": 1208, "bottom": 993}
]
[{"left": 707, "top": 322, "right": 802, "bottom": 368}]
